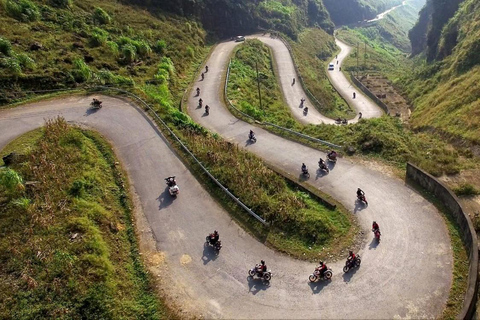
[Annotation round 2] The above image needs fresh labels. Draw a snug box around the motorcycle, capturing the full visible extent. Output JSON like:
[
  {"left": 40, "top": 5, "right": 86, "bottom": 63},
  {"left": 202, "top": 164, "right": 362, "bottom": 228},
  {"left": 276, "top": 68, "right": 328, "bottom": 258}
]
[
  {"left": 303, "top": 107, "right": 308, "bottom": 115},
  {"left": 198, "top": 99, "right": 203, "bottom": 108},
  {"left": 373, "top": 229, "right": 381, "bottom": 241},
  {"left": 165, "top": 177, "right": 179, "bottom": 197},
  {"left": 205, "top": 105, "right": 210, "bottom": 115},
  {"left": 309, "top": 267, "right": 333, "bottom": 282},
  {"left": 357, "top": 194, "right": 368, "bottom": 205},
  {"left": 249, "top": 133, "right": 257, "bottom": 143},
  {"left": 248, "top": 265, "right": 272, "bottom": 281},
  {"left": 205, "top": 235, "right": 222, "bottom": 252},
  {"left": 318, "top": 161, "right": 329, "bottom": 173},
  {"left": 90, "top": 99, "right": 102, "bottom": 109},
  {"left": 327, "top": 153, "right": 337, "bottom": 163},
  {"left": 196, "top": 88, "right": 200, "bottom": 96},
  {"left": 302, "top": 168, "right": 310, "bottom": 178},
  {"left": 343, "top": 255, "right": 361, "bottom": 273}
]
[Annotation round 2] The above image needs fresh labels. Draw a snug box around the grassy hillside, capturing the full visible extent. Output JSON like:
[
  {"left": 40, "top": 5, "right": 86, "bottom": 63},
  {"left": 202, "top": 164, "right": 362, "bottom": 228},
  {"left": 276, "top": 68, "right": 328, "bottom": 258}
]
[
  {"left": 400, "top": 0, "right": 480, "bottom": 145},
  {"left": 0, "top": 118, "right": 165, "bottom": 319},
  {"left": 0, "top": 0, "right": 207, "bottom": 103}
]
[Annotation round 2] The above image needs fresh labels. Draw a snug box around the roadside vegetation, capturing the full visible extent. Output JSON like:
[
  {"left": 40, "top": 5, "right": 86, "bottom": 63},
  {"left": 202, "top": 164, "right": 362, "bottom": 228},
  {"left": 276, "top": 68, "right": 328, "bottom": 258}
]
[
  {"left": 289, "top": 28, "right": 354, "bottom": 119},
  {"left": 0, "top": 118, "right": 165, "bottom": 319}
]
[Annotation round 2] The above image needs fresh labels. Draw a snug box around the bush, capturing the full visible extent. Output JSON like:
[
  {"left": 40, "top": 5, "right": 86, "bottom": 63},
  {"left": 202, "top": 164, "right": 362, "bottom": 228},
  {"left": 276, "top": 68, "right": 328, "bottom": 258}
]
[
  {"left": 121, "top": 43, "right": 136, "bottom": 63},
  {"left": 134, "top": 40, "right": 152, "bottom": 58},
  {"left": 0, "top": 37, "right": 12, "bottom": 56},
  {"left": 0, "top": 57, "right": 22, "bottom": 75},
  {"left": 186, "top": 46, "right": 195, "bottom": 58},
  {"left": 453, "top": 183, "right": 480, "bottom": 196},
  {"left": 89, "top": 27, "right": 108, "bottom": 47},
  {"left": 96, "top": 69, "right": 134, "bottom": 86},
  {"left": 49, "top": 0, "right": 72, "bottom": 8},
  {"left": 154, "top": 39, "right": 167, "bottom": 54},
  {"left": 106, "top": 41, "right": 118, "bottom": 57},
  {"left": 93, "top": 7, "right": 111, "bottom": 25},
  {"left": 17, "top": 53, "right": 36, "bottom": 70},
  {"left": 4, "top": 0, "right": 40, "bottom": 22},
  {"left": 0, "top": 168, "right": 24, "bottom": 192},
  {"left": 72, "top": 58, "right": 91, "bottom": 82}
]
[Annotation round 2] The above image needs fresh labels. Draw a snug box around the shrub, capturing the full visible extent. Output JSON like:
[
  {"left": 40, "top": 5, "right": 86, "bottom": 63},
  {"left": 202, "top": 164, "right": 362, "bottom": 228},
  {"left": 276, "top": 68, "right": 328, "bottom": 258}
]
[
  {"left": 106, "top": 41, "right": 118, "bottom": 57},
  {"left": 134, "top": 40, "right": 152, "bottom": 58},
  {"left": 0, "top": 37, "right": 13, "bottom": 56},
  {"left": 453, "top": 183, "right": 480, "bottom": 196},
  {"left": 89, "top": 27, "right": 108, "bottom": 47},
  {"left": 72, "top": 58, "right": 91, "bottom": 82},
  {"left": 4, "top": 0, "right": 40, "bottom": 22},
  {"left": 49, "top": 0, "right": 72, "bottom": 8},
  {"left": 154, "top": 39, "right": 167, "bottom": 54},
  {"left": 97, "top": 69, "right": 134, "bottom": 86},
  {"left": 1, "top": 57, "right": 22, "bottom": 75},
  {"left": 186, "top": 46, "right": 195, "bottom": 58},
  {"left": 17, "top": 53, "right": 36, "bottom": 70},
  {"left": 93, "top": 7, "right": 111, "bottom": 25},
  {"left": 121, "top": 43, "right": 136, "bottom": 63},
  {"left": 0, "top": 168, "right": 24, "bottom": 192}
]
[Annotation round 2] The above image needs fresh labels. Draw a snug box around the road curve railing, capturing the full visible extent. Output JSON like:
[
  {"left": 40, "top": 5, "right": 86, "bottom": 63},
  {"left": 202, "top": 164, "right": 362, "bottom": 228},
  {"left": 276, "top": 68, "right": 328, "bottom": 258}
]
[
  {"left": 406, "top": 163, "right": 478, "bottom": 319},
  {"left": 224, "top": 60, "right": 342, "bottom": 149}
]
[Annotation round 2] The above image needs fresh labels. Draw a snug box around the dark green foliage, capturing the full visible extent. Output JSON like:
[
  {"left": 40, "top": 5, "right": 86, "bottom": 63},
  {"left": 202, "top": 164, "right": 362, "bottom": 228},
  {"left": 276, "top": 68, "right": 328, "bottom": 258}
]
[
  {"left": 49, "top": 0, "right": 72, "bottom": 8},
  {"left": 93, "top": 7, "right": 111, "bottom": 25},
  {"left": 0, "top": 37, "right": 13, "bottom": 56},
  {"left": 154, "top": 39, "right": 167, "bottom": 54},
  {"left": 72, "top": 58, "right": 91, "bottom": 82},
  {"left": 3, "top": 0, "right": 40, "bottom": 22}
]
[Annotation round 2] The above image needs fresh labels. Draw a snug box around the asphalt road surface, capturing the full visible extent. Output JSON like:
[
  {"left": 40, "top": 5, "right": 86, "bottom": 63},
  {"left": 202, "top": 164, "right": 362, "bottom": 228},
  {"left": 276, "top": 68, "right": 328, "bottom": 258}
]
[{"left": 0, "top": 45, "right": 451, "bottom": 318}]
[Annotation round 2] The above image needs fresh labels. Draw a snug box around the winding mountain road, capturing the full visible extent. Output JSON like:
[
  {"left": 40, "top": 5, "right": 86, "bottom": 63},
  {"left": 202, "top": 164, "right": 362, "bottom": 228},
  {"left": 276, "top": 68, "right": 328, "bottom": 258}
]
[{"left": 0, "top": 35, "right": 452, "bottom": 318}]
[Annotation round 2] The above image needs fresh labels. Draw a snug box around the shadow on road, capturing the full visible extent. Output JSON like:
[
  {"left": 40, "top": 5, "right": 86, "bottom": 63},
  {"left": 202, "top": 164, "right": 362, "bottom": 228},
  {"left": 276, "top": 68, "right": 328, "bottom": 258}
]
[
  {"left": 308, "top": 279, "right": 330, "bottom": 294},
  {"left": 157, "top": 188, "right": 175, "bottom": 210},
  {"left": 245, "top": 138, "right": 256, "bottom": 147},
  {"left": 201, "top": 243, "right": 219, "bottom": 265},
  {"left": 247, "top": 276, "right": 270, "bottom": 295},
  {"left": 85, "top": 107, "right": 100, "bottom": 116},
  {"left": 327, "top": 161, "right": 336, "bottom": 170},
  {"left": 368, "top": 237, "right": 380, "bottom": 250},
  {"left": 342, "top": 266, "right": 360, "bottom": 283},
  {"left": 315, "top": 168, "right": 327, "bottom": 180},
  {"left": 353, "top": 199, "right": 367, "bottom": 214},
  {"left": 299, "top": 173, "right": 310, "bottom": 181},
  {"left": 201, "top": 112, "right": 209, "bottom": 117}
]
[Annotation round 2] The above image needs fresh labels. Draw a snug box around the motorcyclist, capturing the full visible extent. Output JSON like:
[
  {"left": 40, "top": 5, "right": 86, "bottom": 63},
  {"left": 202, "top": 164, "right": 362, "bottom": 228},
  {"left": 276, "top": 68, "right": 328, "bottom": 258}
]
[
  {"left": 347, "top": 250, "right": 356, "bottom": 267},
  {"left": 358, "top": 112, "right": 363, "bottom": 119},
  {"left": 303, "top": 107, "right": 308, "bottom": 114},
  {"left": 292, "top": 78, "right": 295, "bottom": 85},
  {"left": 205, "top": 105, "right": 210, "bottom": 114},
  {"left": 316, "top": 261, "right": 328, "bottom": 278},
  {"left": 165, "top": 176, "right": 176, "bottom": 187},
  {"left": 256, "top": 260, "right": 267, "bottom": 276},
  {"left": 205, "top": 65, "right": 209, "bottom": 73},
  {"left": 201, "top": 72, "right": 204, "bottom": 80},
  {"left": 301, "top": 163, "right": 307, "bottom": 173},
  {"left": 196, "top": 87, "right": 200, "bottom": 95},
  {"left": 318, "top": 158, "right": 325, "bottom": 167},
  {"left": 92, "top": 98, "right": 102, "bottom": 106},
  {"left": 199, "top": 98, "right": 203, "bottom": 107},
  {"left": 357, "top": 188, "right": 365, "bottom": 199},
  {"left": 327, "top": 150, "right": 337, "bottom": 160},
  {"left": 372, "top": 221, "right": 380, "bottom": 234},
  {"left": 209, "top": 230, "right": 219, "bottom": 245},
  {"left": 249, "top": 130, "right": 255, "bottom": 140},
  {"left": 300, "top": 98, "right": 305, "bottom": 107}
]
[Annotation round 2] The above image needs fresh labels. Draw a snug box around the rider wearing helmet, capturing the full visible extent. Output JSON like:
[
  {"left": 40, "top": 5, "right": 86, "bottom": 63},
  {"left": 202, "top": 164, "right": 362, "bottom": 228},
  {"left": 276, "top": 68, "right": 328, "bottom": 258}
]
[
  {"left": 357, "top": 188, "right": 364, "bottom": 198},
  {"left": 249, "top": 130, "right": 255, "bottom": 140},
  {"left": 301, "top": 163, "right": 307, "bottom": 173},
  {"left": 209, "top": 230, "right": 219, "bottom": 244},
  {"left": 316, "top": 261, "right": 328, "bottom": 278},
  {"left": 347, "top": 251, "right": 356, "bottom": 267},
  {"left": 257, "top": 260, "right": 267, "bottom": 276},
  {"left": 318, "top": 158, "right": 325, "bottom": 167},
  {"left": 372, "top": 221, "right": 379, "bottom": 233},
  {"left": 328, "top": 150, "right": 337, "bottom": 159}
]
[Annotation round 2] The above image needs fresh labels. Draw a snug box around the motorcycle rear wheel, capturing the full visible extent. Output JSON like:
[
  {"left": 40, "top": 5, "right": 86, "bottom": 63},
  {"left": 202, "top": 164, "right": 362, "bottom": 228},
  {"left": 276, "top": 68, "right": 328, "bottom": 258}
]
[
  {"left": 324, "top": 270, "right": 333, "bottom": 279},
  {"left": 355, "top": 258, "right": 361, "bottom": 267}
]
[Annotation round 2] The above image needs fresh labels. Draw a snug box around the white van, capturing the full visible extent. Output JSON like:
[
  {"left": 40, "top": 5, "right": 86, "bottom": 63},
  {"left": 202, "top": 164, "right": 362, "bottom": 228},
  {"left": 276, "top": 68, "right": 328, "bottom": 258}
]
[{"left": 328, "top": 63, "right": 335, "bottom": 71}]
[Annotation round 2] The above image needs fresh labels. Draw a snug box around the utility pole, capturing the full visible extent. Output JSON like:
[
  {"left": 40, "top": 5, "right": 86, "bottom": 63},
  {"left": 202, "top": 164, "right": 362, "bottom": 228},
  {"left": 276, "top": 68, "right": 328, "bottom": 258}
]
[
  {"left": 255, "top": 61, "right": 263, "bottom": 113},
  {"left": 364, "top": 41, "right": 367, "bottom": 74},
  {"left": 356, "top": 42, "right": 359, "bottom": 76}
]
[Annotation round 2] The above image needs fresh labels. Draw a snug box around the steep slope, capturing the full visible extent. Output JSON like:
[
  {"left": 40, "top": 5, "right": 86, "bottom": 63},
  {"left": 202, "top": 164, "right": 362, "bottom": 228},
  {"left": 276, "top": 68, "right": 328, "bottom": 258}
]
[
  {"left": 122, "top": 0, "right": 334, "bottom": 38},
  {"left": 323, "top": 0, "right": 403, "bottom": 26},
  {"left": 403, "top": 0, "right": 480, "bottom": 144}
]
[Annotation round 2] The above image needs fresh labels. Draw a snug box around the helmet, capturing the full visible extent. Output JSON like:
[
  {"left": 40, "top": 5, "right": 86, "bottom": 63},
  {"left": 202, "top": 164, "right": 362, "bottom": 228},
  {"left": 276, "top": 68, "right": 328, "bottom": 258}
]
[
  {"left": 214, "top": 230, "right": 218, "bottom": 234},
  {"left": 357, "top": 188, "right": 361, "bottom": 191},
  {"left": 261, "top": 260, "right": 265, "bottom": 265},
  {"left": 349, "top": 250, "right": 353, "bottom": 255},
  {"left": 319, "top": 261, "right": 323, "bottom": 265},
  {"left": 373, "top": 221, "right": 376, "bottom": 224}
]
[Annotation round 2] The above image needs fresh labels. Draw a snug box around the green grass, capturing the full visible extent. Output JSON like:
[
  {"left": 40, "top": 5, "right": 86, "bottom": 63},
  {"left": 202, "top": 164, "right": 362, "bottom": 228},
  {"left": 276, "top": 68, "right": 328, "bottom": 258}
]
[
  {"left": 289, "top": 28, "right": 354, "bottom": 119},
  {"left": 0, "top": 118, "right": 166, "bottom": 319}
]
